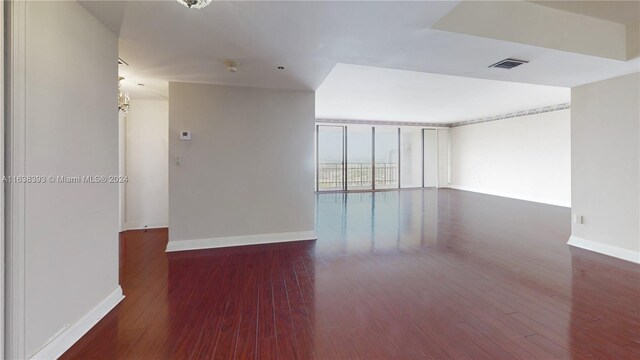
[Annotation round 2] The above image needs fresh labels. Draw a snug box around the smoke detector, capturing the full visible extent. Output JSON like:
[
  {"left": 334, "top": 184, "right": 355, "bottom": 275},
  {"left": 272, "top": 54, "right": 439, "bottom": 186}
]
[
  {"left": 223, "top": 60, "right": 239, "bottom": 73},
  {"left": 489, "top": 58, "right": 529, "bottom": 69}
]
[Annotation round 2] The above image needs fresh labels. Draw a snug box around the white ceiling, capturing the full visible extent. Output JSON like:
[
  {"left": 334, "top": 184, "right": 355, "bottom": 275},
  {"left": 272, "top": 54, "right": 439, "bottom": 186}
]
[
  {"left": 119, "top": 68, "right": 168, "bottom": 100},
  {"left": 81, "top": 0, "right": 639, "bottom": 121},
  {"left": 531, "top": 0, "right": 640, "bottom": 26},
  {"left": 316, "top": 64, "right": 570, "bottom": 124},
  {"left": 97, "top": 0, "right": 458, "bottom": 92}
]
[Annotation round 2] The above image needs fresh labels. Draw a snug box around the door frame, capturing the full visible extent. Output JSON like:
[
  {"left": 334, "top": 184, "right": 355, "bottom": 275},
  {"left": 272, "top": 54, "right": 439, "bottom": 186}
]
[
  {"left": 316, "top": 124, "right": 347, "bottom": 191},
  {"left": 1, "top": 0, "right": 5, "bottom": 356},
  {"left": 4, "top": 1, "right": 28, "bottom": 358}
]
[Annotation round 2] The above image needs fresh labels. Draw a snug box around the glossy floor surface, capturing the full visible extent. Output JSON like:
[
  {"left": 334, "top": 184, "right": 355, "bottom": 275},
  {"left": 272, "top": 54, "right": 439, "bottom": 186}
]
[{"left": 62, "top": 189, "right": 640, "bottom": 359}]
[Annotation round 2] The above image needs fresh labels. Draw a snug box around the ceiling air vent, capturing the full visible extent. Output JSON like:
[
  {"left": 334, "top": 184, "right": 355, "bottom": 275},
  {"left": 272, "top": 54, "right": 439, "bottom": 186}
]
[{"left": 489, "top": 58, "right": 529, "bottom": 69}]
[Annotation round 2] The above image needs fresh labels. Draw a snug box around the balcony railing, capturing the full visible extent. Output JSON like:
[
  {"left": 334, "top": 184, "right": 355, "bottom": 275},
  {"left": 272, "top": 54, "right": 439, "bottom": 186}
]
[{"left": 318, "top": 163, "right": 398, "bottom": 190}]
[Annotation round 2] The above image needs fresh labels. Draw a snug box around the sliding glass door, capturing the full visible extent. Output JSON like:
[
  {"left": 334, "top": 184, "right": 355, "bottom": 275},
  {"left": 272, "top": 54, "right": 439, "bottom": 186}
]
[
  {"left": 400, "top": 127, "right": 423, "bottom": 188},
  {"left": 374, "top": 127, "right": 399, "bottom": 189},
  {"left": 316, "top": 124, "right": 439, "bottom": 191},
  {"left": 347, "top": 126, "right": 373, "bottom": 190},
  {"left": 317, "top": 125, "right": 345, "bottom": 191}
]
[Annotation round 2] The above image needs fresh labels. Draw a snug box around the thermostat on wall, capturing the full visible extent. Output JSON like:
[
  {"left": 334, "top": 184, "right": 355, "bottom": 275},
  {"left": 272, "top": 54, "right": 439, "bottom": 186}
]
[{"left": 180, "top": 131, "right": 191, "bottom": 141}]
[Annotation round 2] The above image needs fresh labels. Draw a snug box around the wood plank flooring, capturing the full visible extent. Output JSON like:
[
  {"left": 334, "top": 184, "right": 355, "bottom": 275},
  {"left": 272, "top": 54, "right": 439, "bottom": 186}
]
[{"left": 61, "top": 189, "right": 640, "bottom": 359}]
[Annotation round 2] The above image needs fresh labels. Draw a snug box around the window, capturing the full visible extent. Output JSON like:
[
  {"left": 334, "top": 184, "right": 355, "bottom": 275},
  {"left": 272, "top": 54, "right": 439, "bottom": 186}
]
[
  {"left": 374, "top": 127, "right": 399, "bottom": 189},
  {"left": 316, "top": 124, "right": 439, "bottom": 191},
  {"left": 317, "top": 125, "right": 345, "bottom": 191},
  {"left": 347, "top": 126, "right": 373, "bottom": 190}
]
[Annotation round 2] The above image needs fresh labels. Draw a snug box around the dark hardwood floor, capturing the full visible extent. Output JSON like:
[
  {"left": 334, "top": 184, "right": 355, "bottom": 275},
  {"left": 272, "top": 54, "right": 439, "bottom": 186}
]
[{"left": 61, "top": 189, "right": 640, "bottom": 359}]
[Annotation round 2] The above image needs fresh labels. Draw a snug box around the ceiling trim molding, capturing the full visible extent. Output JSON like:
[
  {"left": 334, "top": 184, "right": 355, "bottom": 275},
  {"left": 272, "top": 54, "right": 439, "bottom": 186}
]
[
  {"left": 448, "top": 103, "right": 571, "bottom": 128},
  {"left": 315, "top": 118, "right": 448, "bottom": 128},
  {"left": 317, "top": 103, "right": 570, "bottom": 128}
]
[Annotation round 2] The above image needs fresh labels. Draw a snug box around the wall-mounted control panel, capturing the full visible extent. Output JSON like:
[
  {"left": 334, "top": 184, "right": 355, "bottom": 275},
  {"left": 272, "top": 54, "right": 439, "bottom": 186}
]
[{"left": 180, "top": 131, "right": 191, "bottom": 141}]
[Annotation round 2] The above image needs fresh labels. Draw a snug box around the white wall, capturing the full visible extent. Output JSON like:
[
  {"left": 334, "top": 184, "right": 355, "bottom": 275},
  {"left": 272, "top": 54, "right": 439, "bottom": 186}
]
[
  {"left": 168, "top": 83, "right": 316, "bottom": 250},
  {"left": 125, "top": 100, "right": 169, "bottom": 230},
  {"left": 449, "top": 109, "right": 571, "bottom": 207},
  {"left": 119, "top": 111, "right": 126, "bottom": 230},
  {"left": 569, "top": 73, "right": 640, "bottom": 263},
  {"left": 18, "top": 1, "right": 120, "bottom": 356}
]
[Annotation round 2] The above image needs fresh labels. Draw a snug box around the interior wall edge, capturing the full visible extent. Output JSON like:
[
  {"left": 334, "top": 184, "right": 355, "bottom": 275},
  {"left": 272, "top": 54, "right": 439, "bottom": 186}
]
[
  {"left": 165, "top": 230, "right": 318, "bottom": 253},
  {"left": 5, "top": 0, "right": 28, "bottom": 357},
  {"left": 28, "top": 286, "right": 124, "bottom": 360},
  {"left": 567, "top": 236, "right": 640, "bottom": 264}
]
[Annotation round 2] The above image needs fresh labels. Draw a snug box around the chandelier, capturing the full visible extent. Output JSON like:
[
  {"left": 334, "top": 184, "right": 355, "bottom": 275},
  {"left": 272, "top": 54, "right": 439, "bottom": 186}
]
[
  {"left": 176, "top": 0, "right": 212, "bottom": 9},
  {"left": 118, "top": 76, "right": 130, "bottom": 114}
]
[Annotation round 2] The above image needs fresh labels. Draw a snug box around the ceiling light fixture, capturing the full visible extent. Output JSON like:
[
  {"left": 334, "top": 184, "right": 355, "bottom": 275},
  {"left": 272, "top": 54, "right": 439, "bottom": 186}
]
[{"left": 176, "top": 0, "right": 212, "bottom": 9}]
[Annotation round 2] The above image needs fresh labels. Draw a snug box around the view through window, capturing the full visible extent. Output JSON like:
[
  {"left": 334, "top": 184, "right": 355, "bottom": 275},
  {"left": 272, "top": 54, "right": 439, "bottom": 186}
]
[{"left": 316, "top": 124, "right": 440, "bottom": 191}]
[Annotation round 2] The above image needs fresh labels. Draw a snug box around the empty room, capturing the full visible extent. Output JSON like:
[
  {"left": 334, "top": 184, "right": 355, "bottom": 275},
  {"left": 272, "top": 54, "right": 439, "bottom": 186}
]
[{"left": 2, "top": 0, "right": 639, "bottom": 359}]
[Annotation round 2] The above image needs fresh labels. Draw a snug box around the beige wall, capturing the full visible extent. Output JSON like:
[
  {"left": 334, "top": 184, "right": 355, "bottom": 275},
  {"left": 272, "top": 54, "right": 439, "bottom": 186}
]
[
  {"left": 23, "top": 1, "right": 119, "bottom": 355},
  {"left": 125, "top": 100, "right": 169, "bottom": 229},
  {"left": 168, "top": 83, "right": 315, "bottom": 248},
  {"left": 570, "top": 73, "right": 640, "bottom": 262},
  {"left": 449, "top": 109, "right": 571, "bottom": 207}
]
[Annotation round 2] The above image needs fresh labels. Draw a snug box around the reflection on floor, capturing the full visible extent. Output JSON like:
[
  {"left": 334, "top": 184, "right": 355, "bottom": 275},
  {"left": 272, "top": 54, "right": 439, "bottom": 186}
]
[{"left": 62, "top": 189, "right": 640, "bottom": 359}]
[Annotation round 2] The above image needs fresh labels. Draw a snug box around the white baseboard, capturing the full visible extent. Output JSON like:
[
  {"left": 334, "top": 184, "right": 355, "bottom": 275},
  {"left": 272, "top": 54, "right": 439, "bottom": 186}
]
[
  {"left": 166, "top": 230, "right": 317, "bottom": 252},
  {"left": 567, "top": 236, "right": 640, "bottom": 264},
  {"left": 447, "top": 185, "right": 571, "bottom": 208},
  {"left": 30, "top": 286, "right": 124, "bottom": 360},
  {"left": 122, "top": 219, "right": 168, "bottom": 231}
]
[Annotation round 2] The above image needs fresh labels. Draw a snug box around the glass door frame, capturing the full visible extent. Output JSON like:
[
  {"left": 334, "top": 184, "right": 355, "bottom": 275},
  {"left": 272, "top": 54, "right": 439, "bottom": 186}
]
[
  {"left": 316, "top": 124, "right": 437, "bottom": 192},
  {"left": 316, "top": 124, "right": 347, "bottom": 191},
  {"left": 372, "top": 126, "right": 401, "bottom": 190}
]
